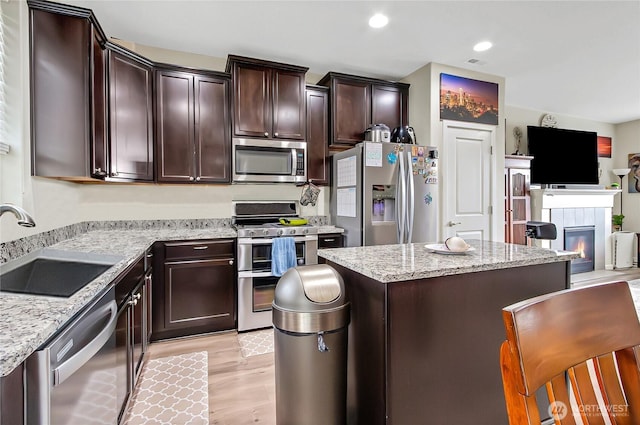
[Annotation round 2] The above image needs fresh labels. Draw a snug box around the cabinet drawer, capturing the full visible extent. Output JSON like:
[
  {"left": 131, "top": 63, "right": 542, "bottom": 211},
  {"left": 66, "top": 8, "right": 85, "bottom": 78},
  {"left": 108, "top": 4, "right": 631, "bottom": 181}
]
[
  {"left": 318, "top": 233, "right": 344, "bottom": 248},
  {"left": 164, "top": 239, "right": 234, "bottom": 260}
]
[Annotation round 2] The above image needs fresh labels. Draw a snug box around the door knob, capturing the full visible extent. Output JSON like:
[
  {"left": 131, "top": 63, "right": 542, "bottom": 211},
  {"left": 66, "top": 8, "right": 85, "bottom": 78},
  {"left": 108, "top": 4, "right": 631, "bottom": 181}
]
[{"left": 448, "top": 221, "right": 461, "bottom": 226}]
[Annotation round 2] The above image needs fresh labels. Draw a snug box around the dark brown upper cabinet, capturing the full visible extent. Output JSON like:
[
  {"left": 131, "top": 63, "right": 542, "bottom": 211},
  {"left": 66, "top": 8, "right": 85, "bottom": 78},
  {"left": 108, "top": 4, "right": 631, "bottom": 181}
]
[
  {"left": 318, "top": 72, "right": 409, "bottom": 149},
  {"left": 306, "top": 85, "right": 330, "bottom": 185},
  {"left": 107, "top": 44, "right": 154, "bottom": 182},
  {"left": 155, "top": 67, "right": 231, "bottom": 183},
  {"left": 28, "top": 0, "right": 108, "bottom": 181},
  {"left": 226, "top": 55, "right": 308, "bottom": 140}
]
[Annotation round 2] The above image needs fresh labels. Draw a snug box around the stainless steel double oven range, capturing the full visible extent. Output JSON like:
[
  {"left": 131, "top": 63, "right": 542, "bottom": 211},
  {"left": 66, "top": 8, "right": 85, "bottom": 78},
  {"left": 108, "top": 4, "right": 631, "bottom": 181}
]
[{"left": 233, "top": 202, "right": 318, "bottom": 331}]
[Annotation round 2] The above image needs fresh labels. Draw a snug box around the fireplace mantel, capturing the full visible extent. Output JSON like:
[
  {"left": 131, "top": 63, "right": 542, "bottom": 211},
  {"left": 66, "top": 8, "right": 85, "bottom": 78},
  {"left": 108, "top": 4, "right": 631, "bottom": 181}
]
[
  {"left": 531, "top": 188, "right": 621, "bottom": 209},
  {"left": 530, "top": 188, "right": 621, "bottom": 271}
]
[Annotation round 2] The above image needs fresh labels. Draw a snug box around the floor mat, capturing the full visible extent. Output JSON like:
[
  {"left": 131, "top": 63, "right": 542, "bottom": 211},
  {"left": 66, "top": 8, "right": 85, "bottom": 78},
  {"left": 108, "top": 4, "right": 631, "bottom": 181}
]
[
  {"left": 123, "top": 351, "right": 209, "bottom": 425},
  {"left": 238, "top": 328, "right": 274, "bottom": 358}
]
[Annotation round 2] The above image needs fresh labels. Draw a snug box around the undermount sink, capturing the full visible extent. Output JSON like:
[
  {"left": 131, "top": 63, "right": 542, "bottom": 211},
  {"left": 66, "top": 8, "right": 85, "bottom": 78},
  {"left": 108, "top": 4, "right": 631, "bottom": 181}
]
[{"left": 0, "top": 248, "right": 123, "bottom": 298}]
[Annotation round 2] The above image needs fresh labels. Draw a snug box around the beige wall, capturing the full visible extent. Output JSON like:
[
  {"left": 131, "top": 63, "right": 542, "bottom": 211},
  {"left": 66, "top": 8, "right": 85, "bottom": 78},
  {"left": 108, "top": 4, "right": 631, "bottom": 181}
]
[
  {"left": 613, "top": 119, "right": 640, "bottom": 232},
  {"left": 402, "top": 63, "right": 506, "bottom": 240},
  {"left": 2, "top": 1, "right": 636, "bottom": 244}
]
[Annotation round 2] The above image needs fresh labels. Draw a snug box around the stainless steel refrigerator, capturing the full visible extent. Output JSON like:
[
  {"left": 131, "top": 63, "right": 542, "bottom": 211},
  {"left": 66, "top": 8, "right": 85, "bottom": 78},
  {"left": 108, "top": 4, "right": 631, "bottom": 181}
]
[{"left": 331, "top": 142, "right": 439, "bottom": 247}]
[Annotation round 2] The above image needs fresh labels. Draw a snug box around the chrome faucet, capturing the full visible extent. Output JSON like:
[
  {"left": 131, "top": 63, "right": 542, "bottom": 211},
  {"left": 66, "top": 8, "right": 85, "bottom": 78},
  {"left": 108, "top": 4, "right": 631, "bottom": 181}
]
[{"left": 0, "top": 204, "right": 36, "bottom": 227}]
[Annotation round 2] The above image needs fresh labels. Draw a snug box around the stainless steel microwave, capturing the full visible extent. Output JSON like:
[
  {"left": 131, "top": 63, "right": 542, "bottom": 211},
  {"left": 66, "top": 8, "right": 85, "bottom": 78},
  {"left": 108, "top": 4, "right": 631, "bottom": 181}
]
[{"left": 232, "top": 138, "right": 307, "bottom": 183}]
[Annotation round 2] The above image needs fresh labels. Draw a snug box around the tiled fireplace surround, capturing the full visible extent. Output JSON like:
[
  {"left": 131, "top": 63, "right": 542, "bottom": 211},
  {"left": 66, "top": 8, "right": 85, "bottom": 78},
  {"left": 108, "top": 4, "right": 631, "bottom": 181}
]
[{"left": 530, "top": 189, "right": 620, "bottom": 271}]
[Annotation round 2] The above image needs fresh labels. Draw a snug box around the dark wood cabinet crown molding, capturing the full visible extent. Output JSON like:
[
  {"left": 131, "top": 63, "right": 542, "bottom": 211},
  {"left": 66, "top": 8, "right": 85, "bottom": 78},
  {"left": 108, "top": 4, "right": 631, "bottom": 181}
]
[
  {"left": 225, "top": 54, "right": 308, "bottom": 74},
  {"left": 317, "top": 71, "right": 410, "bottom": 90},
  {"left": 27, "top": 0, "right": 107, "bottom": 45},
  {"left": 104, "top": 41, "right": 155, "bottom": 68}
]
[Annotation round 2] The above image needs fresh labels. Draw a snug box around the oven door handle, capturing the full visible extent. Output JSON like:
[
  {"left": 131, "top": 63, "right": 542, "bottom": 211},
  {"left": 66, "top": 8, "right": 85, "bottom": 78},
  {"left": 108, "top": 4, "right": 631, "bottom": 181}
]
[
  {"left": 238, "top": 271, "right": 276, "bottom": 278},
  {"left": 52, "top": 301, "right": 118, "bottom": 386},
  {"left": 237, "top": 235, "right": 317, "bottom": 245}
]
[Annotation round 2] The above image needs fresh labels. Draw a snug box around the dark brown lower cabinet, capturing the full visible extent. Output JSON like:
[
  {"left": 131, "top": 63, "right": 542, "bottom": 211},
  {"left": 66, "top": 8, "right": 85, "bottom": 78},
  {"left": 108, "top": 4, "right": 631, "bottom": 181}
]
[
  {"left": 152, "top": 239, "right": 235, "bottom": 340},
  {"left": 0, "top": 363, "right": 24, "bottom": 425},
  {"left": 318, "top": 233, "right": 345, "bottom": 249},
  {"left": 325, "top": 260, "right": 569, "bottom": 425}
]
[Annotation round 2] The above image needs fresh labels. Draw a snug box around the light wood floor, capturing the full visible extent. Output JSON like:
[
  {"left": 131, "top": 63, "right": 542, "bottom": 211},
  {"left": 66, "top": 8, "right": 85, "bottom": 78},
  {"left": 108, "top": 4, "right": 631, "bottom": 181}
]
[
  {"left": 143, "top": 268, "right": 640, "bottom": 425},
  {"left": 146, "top": 331, "right": 276, "bottom": 425}
]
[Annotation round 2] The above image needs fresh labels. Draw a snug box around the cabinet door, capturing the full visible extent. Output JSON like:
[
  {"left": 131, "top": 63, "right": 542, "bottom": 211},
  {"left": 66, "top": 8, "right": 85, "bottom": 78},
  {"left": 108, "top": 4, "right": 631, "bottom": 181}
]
[
  {"left": 164, "top": 258, "right": 235, "bottom": 334},
  {"left": 108, "top": 50, "right": 154, "bottom": 181},
  {"left": 156, "top": 70, "right": 195, "bottom": 182},
  {"left": 232, "top": 63, "right": 271, "bottom": 138},
  {"left": 372, "top": 84, "right": 408, "bottom": 130},
  {"left": 509, "top": 169, "right": 531, "bottom": 245},
  {"left": 30, "top": 9, "right": 91, "bottom": 177},
  {"left": 332, "top": 79, "right": 371, "bottom": 146},
  {"left": 272, "top": 69, "right": 306, "bottom": 140},
  {"left": 91, "top": 31, "right": 108, "bottom": 179},
  {"left": 196, "top": 75, "right": 231, "bottom": 182},
  {"left": 306, "top": 86, "right": 329, "bottom": 185}
]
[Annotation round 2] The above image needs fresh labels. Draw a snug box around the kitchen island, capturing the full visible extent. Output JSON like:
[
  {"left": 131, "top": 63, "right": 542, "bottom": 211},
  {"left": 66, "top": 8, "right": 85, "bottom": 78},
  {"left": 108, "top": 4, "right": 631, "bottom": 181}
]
[{"left": 318, "top": 240, "right": 579, "bottom": 425}]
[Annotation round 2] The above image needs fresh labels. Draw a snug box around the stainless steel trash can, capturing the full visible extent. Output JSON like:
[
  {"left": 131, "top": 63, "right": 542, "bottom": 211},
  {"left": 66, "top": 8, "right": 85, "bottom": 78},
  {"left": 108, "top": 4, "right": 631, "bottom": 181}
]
[{"left": 272, "top": 264, "right": 350, "bottom": 425}]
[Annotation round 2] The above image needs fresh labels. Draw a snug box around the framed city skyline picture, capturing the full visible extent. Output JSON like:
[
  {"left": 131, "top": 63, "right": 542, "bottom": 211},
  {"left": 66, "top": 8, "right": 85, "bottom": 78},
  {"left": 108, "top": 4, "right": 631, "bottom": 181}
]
[{"left": 440, "top": 73, "right": 499, "bottom": 125}]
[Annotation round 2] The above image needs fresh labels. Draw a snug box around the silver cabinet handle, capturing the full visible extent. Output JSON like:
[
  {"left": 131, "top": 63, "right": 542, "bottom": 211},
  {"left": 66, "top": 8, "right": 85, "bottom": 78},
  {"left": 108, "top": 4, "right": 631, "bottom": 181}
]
[
  {"left": 448, "top": 221, "right": 462, "bottom": 226},
  {"left": 189, "top": 176, "right": 194, "bottom": 181},
  {"left": 193, "top": 246, "right": 209, "bottom": 250},
  {"left": 228, "top": 259, "right": 234, "bottom": 265},
  {"left": 134, "top": 293, "right": 141, "bottom": 300},
  {"left": 53, "top": 301, "right": 117, "bottom": 386},
  {"left": 323, "top": 238, "right": 335, "bottom": 242},
  {"left": 264, "top": 132, "right": 269, "bottom": 137},
  {"left": 196, "top": 176, "right": 201, "bottom": 182},
  {"left": 274, "top": 132, "right": 279, "bottom": 137}
]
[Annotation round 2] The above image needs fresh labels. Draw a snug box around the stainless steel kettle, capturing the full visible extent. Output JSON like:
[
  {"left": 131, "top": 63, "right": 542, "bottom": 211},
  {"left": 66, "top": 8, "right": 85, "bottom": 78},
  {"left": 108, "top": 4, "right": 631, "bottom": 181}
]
[{"left": 390, "top": 126, "right": 417, "bottom": 144}]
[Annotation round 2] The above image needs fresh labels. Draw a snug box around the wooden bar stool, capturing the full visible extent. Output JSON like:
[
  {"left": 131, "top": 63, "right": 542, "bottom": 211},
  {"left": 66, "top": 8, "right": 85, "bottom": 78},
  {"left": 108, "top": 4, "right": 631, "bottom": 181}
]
[{"left": 500, "top": 281, "right": 640, "bottom": 424}]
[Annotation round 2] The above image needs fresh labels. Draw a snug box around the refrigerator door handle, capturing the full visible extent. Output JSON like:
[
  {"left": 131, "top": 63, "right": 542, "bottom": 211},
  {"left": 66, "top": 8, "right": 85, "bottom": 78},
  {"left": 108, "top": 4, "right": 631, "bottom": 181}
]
[
  {"left": 406, "top": 150, "right": 415, "bottom": 243},
  {"left": 395, "top": 175, "right": 401, "bottom": 243},
  {"left": 396, "top": 151, "right": 407, "bottom": 243}
]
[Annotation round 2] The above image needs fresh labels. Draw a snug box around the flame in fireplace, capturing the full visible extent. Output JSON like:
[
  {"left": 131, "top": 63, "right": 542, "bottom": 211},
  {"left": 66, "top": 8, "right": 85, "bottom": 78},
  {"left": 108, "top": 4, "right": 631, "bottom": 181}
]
[{"left": 575, "top": 240, "right": 586, "bottom": 259}]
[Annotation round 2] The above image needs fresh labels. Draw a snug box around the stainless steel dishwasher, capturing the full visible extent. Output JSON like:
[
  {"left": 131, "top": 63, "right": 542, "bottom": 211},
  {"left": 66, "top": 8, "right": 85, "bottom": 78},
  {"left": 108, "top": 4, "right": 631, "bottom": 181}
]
[{"left": 26, "top": 286, "right": 126, "bottom": 425}]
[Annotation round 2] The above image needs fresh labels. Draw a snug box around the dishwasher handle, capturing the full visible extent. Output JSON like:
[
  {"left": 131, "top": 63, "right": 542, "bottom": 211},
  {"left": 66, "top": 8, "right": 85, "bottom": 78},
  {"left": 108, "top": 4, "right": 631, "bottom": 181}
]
[{"left": 52, "top": 300, "right": 118, "bottom": 386}]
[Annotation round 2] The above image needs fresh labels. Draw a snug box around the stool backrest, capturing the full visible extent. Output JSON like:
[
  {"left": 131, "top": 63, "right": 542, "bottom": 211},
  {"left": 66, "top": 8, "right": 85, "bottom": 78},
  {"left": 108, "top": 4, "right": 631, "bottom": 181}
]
[{"left": 500, "top": 281, "right": 640, "bottom": 424}]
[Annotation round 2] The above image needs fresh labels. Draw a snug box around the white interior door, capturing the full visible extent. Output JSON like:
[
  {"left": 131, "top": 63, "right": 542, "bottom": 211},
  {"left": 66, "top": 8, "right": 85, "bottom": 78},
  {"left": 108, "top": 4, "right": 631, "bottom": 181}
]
[{"left": 442, "top": 121, "right": 495, "bottom": 241}]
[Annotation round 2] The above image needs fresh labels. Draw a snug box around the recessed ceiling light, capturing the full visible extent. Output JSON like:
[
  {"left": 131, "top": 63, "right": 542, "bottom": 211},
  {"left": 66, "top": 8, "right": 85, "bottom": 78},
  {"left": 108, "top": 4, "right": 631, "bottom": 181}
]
[
  {"left": 473, "top": 41, "right": 493, "bottom": 52},
  {"left": 369, "top": 13, "right": 388, "bottom": 29}
]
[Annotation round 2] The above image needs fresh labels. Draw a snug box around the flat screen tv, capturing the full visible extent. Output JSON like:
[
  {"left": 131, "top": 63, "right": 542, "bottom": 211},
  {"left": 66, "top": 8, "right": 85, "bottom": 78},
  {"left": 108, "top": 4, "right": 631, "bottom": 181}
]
[{"left": 527, "top": 126, "right": 599, "bottom": 186}]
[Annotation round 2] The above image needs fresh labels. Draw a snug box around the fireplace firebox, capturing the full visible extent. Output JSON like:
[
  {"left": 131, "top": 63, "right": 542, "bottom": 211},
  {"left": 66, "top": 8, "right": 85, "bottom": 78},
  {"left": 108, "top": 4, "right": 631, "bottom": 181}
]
[{"left": 564, "top": 226, "right": 595, "bottom": 274}]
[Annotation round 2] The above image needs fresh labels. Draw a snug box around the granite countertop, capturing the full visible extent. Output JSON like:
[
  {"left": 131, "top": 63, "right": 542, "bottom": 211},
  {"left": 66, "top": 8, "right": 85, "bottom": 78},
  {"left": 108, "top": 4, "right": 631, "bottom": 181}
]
[
  {"left": 318, "top": 239, "right": 581, "bottom": 283},
  {"left": 0, "top": 223, "right": 342, "bottom": 377}
]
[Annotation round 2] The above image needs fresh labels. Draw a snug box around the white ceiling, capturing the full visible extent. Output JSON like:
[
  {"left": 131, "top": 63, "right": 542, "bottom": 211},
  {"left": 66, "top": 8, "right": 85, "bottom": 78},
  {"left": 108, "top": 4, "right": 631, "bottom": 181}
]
[{"left": 65, "top": 0, "right": 640, "bottom": 125}]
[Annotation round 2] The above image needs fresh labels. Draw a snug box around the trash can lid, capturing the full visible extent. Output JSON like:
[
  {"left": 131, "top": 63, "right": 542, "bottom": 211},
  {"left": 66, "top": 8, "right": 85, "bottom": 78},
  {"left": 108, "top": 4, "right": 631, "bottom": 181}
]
[
  {"left": 273, "top": 264, "right": 345, "bottom": 312},
  {"left": 272, "top": 264, "right": 349, "bottom": 333},
  {"left": 301, "top": 268, "right": 341, "bottom": 303}
]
